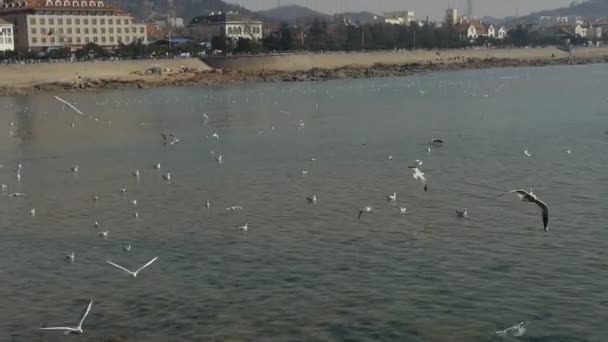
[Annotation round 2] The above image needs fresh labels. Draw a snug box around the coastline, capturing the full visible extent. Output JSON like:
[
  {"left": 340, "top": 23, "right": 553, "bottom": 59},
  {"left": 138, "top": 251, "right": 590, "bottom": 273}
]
[{"left": 1, "top": 48, "right": 607, "bottom": 96}]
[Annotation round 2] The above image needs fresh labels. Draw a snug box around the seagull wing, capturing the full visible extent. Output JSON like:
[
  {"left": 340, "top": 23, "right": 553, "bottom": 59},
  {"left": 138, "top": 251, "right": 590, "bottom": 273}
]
[
  {"left": 106, "top": 260, "right": 134, "bottom": 275},
  {"left": 160, "top": 133, "right": 167, "bottom": 140},
  {"left": 40, "top": 327, "right": 75, "bottom": 331},
  {"left": 357, "top": 209, "right": 364, "bottom": 220},
  {"left": 533, "top": 199, "right": 549, "bottom": 232},
  {"left": 76, "top": 300, "right": 93, "bottom": 329},
  {"left": 134, "top": 256, "right": 158, "bottom": 275},
  {"left": 498, "top": 189, "right": 528, "bottom": 199}
]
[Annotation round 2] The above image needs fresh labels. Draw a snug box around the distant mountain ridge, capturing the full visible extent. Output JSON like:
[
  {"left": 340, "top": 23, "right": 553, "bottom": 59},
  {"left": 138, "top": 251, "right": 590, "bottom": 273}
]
[
  {"left": 107, "top": 0, "right": 250, "bottom": 22},
  {"left": 256, "top": 5, "right": 331, "bottom": 23},
  {"left": 525, "top": 0, "right": 608, "bottom": 19}
]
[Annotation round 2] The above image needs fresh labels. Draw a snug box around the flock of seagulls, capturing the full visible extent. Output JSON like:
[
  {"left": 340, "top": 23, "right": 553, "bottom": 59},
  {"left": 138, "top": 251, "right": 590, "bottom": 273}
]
[{"left": 5, "top": 75, "right": 598, "bottom": 339}]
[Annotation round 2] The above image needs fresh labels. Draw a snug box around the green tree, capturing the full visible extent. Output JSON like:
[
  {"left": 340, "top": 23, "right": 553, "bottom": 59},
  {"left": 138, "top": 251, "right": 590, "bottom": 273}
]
[
  {"left": 211, "top": 35, "right": 228, "bottom": 51},
  {"left": 234, "top": 38, "right": 262, "bottom": 53}
]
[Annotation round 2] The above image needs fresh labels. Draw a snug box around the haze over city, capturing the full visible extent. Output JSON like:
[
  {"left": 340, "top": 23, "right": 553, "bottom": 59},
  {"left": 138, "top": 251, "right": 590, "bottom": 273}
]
[{"left": 231, "top": 0, "right": 575, "bottom": 18}]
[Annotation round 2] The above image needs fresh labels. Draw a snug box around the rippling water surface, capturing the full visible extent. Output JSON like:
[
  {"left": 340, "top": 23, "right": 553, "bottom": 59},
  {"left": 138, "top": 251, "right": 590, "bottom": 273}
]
[{"left": 1, "top": 64, "right": 608, "bottom": 341}]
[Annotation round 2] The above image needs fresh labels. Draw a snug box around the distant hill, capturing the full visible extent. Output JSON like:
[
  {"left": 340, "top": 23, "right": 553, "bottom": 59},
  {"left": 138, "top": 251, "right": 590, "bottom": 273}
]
[
  {"left": 257, "top": 5, "right": 331, "bottom": 23},
  {"left": 524, "top": 0, "right": 608, "bottom": 19},
  {"left": 107, "top": 0, "right": 251, "bottom": 21}
]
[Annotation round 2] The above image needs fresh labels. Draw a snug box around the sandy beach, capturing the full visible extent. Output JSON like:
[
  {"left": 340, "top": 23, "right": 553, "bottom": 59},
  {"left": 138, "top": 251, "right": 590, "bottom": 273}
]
[{"left": 1, "top": 47, "right": 607, "bottom": 96}]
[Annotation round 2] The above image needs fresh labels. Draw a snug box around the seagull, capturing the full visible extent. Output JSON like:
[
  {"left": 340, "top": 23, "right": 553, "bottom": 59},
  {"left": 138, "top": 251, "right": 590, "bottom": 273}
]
[
  {"left": 456, "top": 208, "right": 468, "bottom": 218},
  {"left": 297, "top": 121, "right": 305, "bottom": 130},
  {"left": 388, "top": 155, "right": 393, "bottom": 160},
  {"left": 387, "top": 192, "right": 397, "bottom": 202},
  {"left": 215, "top": 155, "right": 223, "bottom": 164},
  {"left": 65, "top": 252, "right": 75, "bottom": 263},
  {"left": 430, "top": 138, "right": 444, "bottom": 145},
  {"left": 523, "top": 150, "right": 532, "bottom": 157},
  {"left": 70, "top": 165, "right": 79, "bottom": 173},
  {"left": 120, "top": 188, "right": 127, "bottom": 195},
  {"left": 92, "top": 195, "right": 99, "bottom": 202},
  {"left": 16, "top": 171, "right": 21, "bottom": 181},
  {"left": 566, "top": 149, "right": 572, "bottom": 154},
  {"left": 203, "top": 113, "right": 209, "bottom": 122},
  {"left": 358, "top": 206, "right": 373, "bottom": 220},
  {"left": 163, "top": 173, "right": 171, "bottom": 181},
  {"left": 211, "top": 132, "right": 220, "bottom": 140},
  {"left": 132, "top": 170, "right": 140, "bottom": 178},
  {"left": 1, "top": 184, "right": 6, "bottom": 191},
  {"left": 54, "top": 96, "right": 85, "bottom": 116},
  {"left": 302, "top": 170, "right": 309, "bottom": 177},
  {"left": 399, "top": 207, "right": 407, "bottom": 215},
  {"left": 9, "top": 192, "right": 25, "bottom": 197},
  {"left": 226, "top": 206, "right": 243, "bottom": 211},
  {"left": 106, "top": 257, "right": 158, "bottom": 278},
  {"left": 98, "top": 230, "right": 108, "bottom": 238},
  {"left": 205, "top": 200, "right": 210, "bottom": 208},
  {"left": 311, "top": 157, "right": 317, "bottom": 162},
  {"left": 130, "top": 200, "right": 137, "bottom": 206},
  {"left": 496, "top": 322, "right": 526, "bottom": 337},
  {"left": 238, "top": 223, "right": 248, "bottom": 233},
  {"left": 426, "top": 147, "right": 431, "bottom": 154},
  {"left": 123, "top": 244, "right": 131, "bottom": 252},
  {"left": 133, "top": 212, "right": 139, "bottom": 219},
  {"left": 415, "top": 159, "right": 423, "bottom": 166},
  {"left": 40, "top": 299, "right": 93, "bottom": 335},
  {"left": 154, "top": 163, "right": 161, "bottom": 170},
  {"left": 30, "top": 208, "right": 36, "bottom": 217},
  {"left": 306, "top": 195, "right": 317, "bottom": 204},
  {"left": 409, "top": 167, "right": 428, "bottom": 192},
  {"left": 94, "top": 220, "right": 99, "bottom": 229},
  {"left": 499, "top": 189, "right": 549, "bottom": 232}
]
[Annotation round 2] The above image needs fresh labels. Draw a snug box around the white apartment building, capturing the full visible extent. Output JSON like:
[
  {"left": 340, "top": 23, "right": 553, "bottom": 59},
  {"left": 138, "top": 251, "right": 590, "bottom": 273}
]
[
  {"left": 0, "top": 17, "right": 14, "bottom": 51},
  {"left": 189, "top": 11, "right": 263, "bottom": 42},
  {"left": 0, "top": 0, "right": 147, "bottom": 51},
  {"left": 384, "top": 11, "right": 415, "bottom": 25}
]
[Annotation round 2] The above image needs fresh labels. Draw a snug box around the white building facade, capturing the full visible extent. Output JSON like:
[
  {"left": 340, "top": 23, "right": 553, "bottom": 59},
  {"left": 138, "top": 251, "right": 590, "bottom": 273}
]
[
  {"left": 188, "top": 12, "right": 263, "bottom": 41},
  {"left": 0, "top": 17, "right": 14, "bottom": 51},
  {"left": 384, "top": 11, "right": 415, "bottom": 25},
  {"left": 0, "top": 0, "right": 147, "bottom": 51}
]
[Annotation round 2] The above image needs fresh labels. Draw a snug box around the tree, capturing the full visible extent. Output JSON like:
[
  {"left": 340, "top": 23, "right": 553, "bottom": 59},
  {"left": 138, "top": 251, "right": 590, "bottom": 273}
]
[
  {"left": 234, "top": 38, "right": 262, "bottom": 53},
  {"left": 211, "top": 35, "right": 228, "bottom": 52},
  {"left": 279, "top": 24, "right": 294, "bottom": 51},
  {"left": 75, "top": 42, "right": 107, "bottom": 59}
]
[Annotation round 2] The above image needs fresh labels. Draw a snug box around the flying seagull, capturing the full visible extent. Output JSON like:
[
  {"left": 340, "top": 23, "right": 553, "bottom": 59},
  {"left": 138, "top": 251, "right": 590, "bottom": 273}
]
[
  {"left": 409, "top": 167, "right": 428, "bottom": 192},
  {"left": 399, "top": 207, "right": 407, "bottom": 215},
  {"left": 163, "top": 173, "right": 171, "bottom": 182},
  {"left": 123, "top": 244, "right": 131, "bottom": 252},
  {"left": 205, "top": 200, "right": 210, "bottom": 208},
  {"left": 430, "top": 138, "right": 444, "bottom": 145},
  {"left": 306, "top": 195, "right": 317, "bottom": 204},
  {"left": 358, "top": 206, "right": 373, "bottom": 220},
  {"left": 106, "top": 256, "right": 158, "bottom": 278},
  {"left": 54, "top": 96, "right": 85, "bottom": 116},
  {"left": 456, "top": 208, "right": 468, "bottom": 218},
  {"left": 387, "top": 192, "right": 397, "bottom": 202},
  {"left": 524, "top": 150, "right": 532, "bottom": 157},
  {"left": 226, "top": 206, "right": 243, "bottom": 211},
  {"left": 70, "top": 165, "right": 79, "bottom": 173},
  {"left": 238, "top": 223, "right": 248, "bottom": 233},
  {"left": 154, "top": 163, "right": 161, "bottom": 170},
  {"left": 40, "top": 300, "right": 93, "bottom": 335},
  {"left": 499, "top": 189, "right": 549, "bottom": 232},
  {"left": 495, "top": 322, "right": 526, "bottom": 337},
  {"left": 65, "top": 252, "right": 75, "bottom": 263}
]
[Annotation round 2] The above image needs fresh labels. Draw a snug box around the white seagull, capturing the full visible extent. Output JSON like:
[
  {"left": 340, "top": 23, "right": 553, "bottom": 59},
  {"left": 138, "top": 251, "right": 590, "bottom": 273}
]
[
  {"left": 30, "top": 208, "right": 36, "bottom": 217},
  {"left": 499, "top": 189, "right": 549, "bottom": 232},
  {"left": 358, "top": 206, "right": 373, "bottom": 220},
  {"left": 415, "top": 159, "right": 423, "bottom": 166},
  {"left": 302, "top": 170, "right": 309, "bottom": 177},
  {"left": 133, "top": 212, "right": 139, "bottom": 219},
  {"left": 132, "top": 170, "right": 140, "bottom": 178},
  {"left": 40, "top": 300, "right": 93, "bottom": 335},
  {"left": 94, "top": 220, "right": 100, "bottom": 229},
  {"left": 154, "top": 163, "right": 161, "bottom": 170},
  {"left": 70, "top": 165, "right": 79, "bottom": 173},
  {"left": 1, "top": 183, "right": 6, "bottom": 191},
  {"left": 163, "top": 173, "right": 171, "bottom": 181},
  {"left": 388, "top": 155, "right": 393, "bottom": 160},
  {"left": 9, "top": 192, "right": 25, "bottom": 197},
  {"left": 211, "top": 132, "right": 220, "bottom": 140},
  {"left": 92, "top": 195, "right": 100, "bottom": 202},
  {"left": 399, "top": 207, "right": 407, "bottom": 215},
  {"left": 216, "top": 155, "right": 223, "bottom": 164},
  {"left": 387, "top": 192, "right": 397, "bottom": 202},
  {"left": 123, "top": 244, "right": 131, "bottom": 252},
  {"left": 238, "top": 223, "right": 248, "bottom": 233},
  {"left": 306, "top": 195, "right": 317, "bottom": 204},
  {"left": 65, "top": 252, "right": 75, "bottom": 263},
  {"left": 98, "top": 230, "right": 108, "bottom": 238},
  {"left": 430, "top": 138, "right": 444, "bottom": 145},
  {"left": 456, "top": 208, "right": 468, "bottom": 218},
  {"left": 566, "top": 149, "right": 572, "bottom": 154},
  {"left": 226, "top": 206, "right": 243, "bottom": 211},
  {"left": 120, "top": 188, "right": 127, "bottom": 195},
  {"left": 205, "top": 200, "right": 210, "bottom": 208},
  {"left": 130, "top": 200, "right": 138, "bottom": 206},
  {"left": 106, "top": 257, "right": 158, "bottom": 278},
  {"left": 409, "top": 167, "right": 428, "bottom": 192},
  {"left": 523, "top": 150, "right": 532, "bottom": 157},
  {"left": 496, "top": 322, "right": 526, "bottom": 337}
]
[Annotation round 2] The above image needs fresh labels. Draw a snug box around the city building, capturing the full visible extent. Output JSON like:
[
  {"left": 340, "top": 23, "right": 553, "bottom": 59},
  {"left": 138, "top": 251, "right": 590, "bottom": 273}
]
[
  {"left": 496, "top": 26, "right": 508, "bottom": 39},
  {"left": 0, "top": 0, "right": 147, "bottom": 51},
  {"left": 445, "top": 8, "right": 458, "bottom": 26},
  {"left": 0, "top": 16, "right": 14, "bottom": 51},
  {"left": 454, "top": 22, "right": 486, "bottom": 40},
  {"left": 188, "top": 11, "right": 263, "bottom": 42},
  {"left": 383, "top": 11, "right": 415, "bottom": 25}
]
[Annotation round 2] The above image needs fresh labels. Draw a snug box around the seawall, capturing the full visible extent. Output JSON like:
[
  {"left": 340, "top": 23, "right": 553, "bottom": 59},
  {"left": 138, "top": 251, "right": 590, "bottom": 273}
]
[{"left": 203, "top": 47, "right": 608, "bottom": 72}]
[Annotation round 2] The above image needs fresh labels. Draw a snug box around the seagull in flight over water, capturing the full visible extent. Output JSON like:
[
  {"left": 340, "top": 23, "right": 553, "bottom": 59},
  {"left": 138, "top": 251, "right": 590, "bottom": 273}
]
[
  {"left": 499, "top": 189, "right": 549, "bottom": 232},
  {"left": 409, "top": 167, "right": 428, "bottom": 192},
  {"left": 496, "top": 321, "right": 526, "bottom": 337},
  {"left": 40, "top": 300, "right": 93, "bottom": 335},
  {"left": 106, "top": 256, "right": 158, "bottom": 278},
  {"left": 456, "top": 208, "right": 468, "bottom": 218},
  {"left": 358, "top": 206, "right": 373, "bottom": 220}
]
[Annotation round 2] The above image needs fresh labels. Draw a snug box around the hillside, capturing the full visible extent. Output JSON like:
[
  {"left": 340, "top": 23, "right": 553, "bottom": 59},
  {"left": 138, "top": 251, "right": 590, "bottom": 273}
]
[
  {"left": 107, "top": 0, "right": 251, "bottom": 21},
  {"left": 526, "top": 0, "right": 608, "bottom": 19},
  {"left": 257, "top": 5, "right": 330, "bottom": 23}
]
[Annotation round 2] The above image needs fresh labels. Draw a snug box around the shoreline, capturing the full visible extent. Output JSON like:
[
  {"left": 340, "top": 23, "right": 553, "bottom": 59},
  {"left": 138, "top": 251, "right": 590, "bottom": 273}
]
[{"left": 1, "top": 51, "right": 607, "bottom": 96}]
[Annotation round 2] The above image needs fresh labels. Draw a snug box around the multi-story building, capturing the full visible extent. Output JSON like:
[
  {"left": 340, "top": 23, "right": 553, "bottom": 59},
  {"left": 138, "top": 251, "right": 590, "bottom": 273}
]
[
  {"left": 0, "top": 16, "right": 14, "bottom": 51},
  {"left": 0, "top": 0, "right": 147, "bottom": 51},
  {"left": 384, "top": 11, "right": 415, "bottom": 25},
  {"left": 188, "top": 11, "right": 263, "bottom": 42},
  {"left": 445, "top": 8, "right": 458, "bottom": 26}
]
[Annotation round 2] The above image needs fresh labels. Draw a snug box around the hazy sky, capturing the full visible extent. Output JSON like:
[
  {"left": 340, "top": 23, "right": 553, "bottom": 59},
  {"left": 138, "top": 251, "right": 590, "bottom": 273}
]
[{"left": 230, "top": 0, "right": 575, "bottom": 19}]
